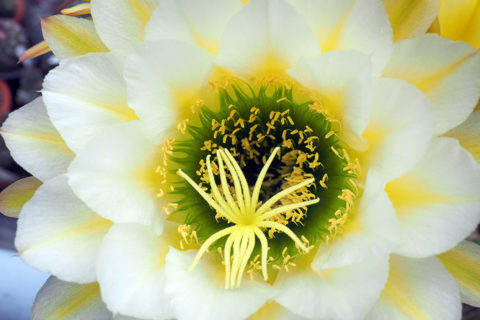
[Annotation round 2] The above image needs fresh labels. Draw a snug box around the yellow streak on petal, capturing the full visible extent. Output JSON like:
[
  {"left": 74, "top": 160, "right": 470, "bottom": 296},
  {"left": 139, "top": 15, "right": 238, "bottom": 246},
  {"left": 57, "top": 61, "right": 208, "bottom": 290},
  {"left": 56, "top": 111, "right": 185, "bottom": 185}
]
[
  {"left": 383, "top": 0, "right": 440, "bottom": 41},
  {"left": 18, "top": 41, "right": 50, "bottom": 63},
  {"left": 381, "top": 260, "right": 428, "bottom": 320},
  {"left": 41, "top": 15, "right": 108, "bottom": 60},
  {"left": 250, "top": 49, "right": 290, "bottom": 77},
  {"left": 61, "top": 3, "right": 91, "bottom": 16},
  {"left": 192, "top": 30, "right": 219, "bottom": 55},
  {"left": 20, "top": 218, "right": 113, "bottom": 254},
  {"left": 438, "top": 241, "right": 480, "bottom": 305},
  {"left": 0, "top": 177, "right": 42, "bottom": 218},
  {"left": 127, "top": 0, "right": 153, "bottom": 39},
  {"left": 413, "top": 50, "right": 478, "bottom": 95},
  {"left": 444, "top": 111, "right": 480, "bottom": 164},
  {"left": 320, "top": 2, "right": 354, "bottom": 52},
  {"left": 248, "top": 301, "right": 285, "bottom": 320},
  {"left": 50, "top": 282, "right": 102, "bottom": 319},
  {"left": 385, "top": 174, "right": 452, "bottom": 213}
]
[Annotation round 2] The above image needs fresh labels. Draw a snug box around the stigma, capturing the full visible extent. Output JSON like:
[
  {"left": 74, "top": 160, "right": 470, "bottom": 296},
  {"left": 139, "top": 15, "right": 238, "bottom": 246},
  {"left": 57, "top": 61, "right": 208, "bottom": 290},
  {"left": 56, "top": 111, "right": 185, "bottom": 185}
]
[{"left": 177, "top": 147, "right": 319, "bottom": 289}]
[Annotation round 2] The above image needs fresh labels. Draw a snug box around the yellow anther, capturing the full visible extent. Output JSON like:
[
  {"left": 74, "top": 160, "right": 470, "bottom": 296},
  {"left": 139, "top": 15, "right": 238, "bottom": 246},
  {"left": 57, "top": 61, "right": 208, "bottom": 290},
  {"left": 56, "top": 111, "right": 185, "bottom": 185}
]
[
  {"left": 282, "top": 139, "right": 294, "bottom": 149},
  {"left": 325, "top": 131, "right": 335, "bottom": 139},
  {"left": 266, "top": 122, "right": 276, "bottom": 135},
  {"left": 296, "top": 152, "right": 308, "bottom": 168},
  {"left": 331, "top": 146, "right": 344, "bottom": 159},
  {"left": 211, "top": 119, "right": 219, "bottom": 130},
  {"left": 320, "top": 174, "right": 328, "bottom": 189},
  {"left": 304, "top": 136, "right": 319, "bottom": 144},
  {"left": 287, "top": 116, "right": 294, "bottom": 125},
  {"left": 276, "top": 97, "right": 288, "bottom": 103},
  {"left": 227, "top": 109, "right": 239, "bottom": 121},
  {"left": 178, "top": 224, "right": 198, "bottom": 249},
  {"left": 201, "top": 140, "right": 217, "bottom": 152},
  {"left": 235, "top": 118, "right": 245, "bottom": 128},
  {"left": 190, "top": 99, "right": 205, "bottom": 114},
  {"left": 248, "top": 113, "right": 258, "bottom": 123},
  {"left": 308, "top": 153, "right": 323, "bottom": 169},
  {"left": 177, "top": 118, "right": 190, "bottom": 134},
  {"left": 156, "top": 189, "right": 165, "bottom": 198}
]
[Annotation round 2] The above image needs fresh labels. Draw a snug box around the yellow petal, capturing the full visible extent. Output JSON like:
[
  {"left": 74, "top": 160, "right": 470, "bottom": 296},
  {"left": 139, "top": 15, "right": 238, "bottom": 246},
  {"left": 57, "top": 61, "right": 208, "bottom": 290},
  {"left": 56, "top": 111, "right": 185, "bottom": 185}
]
[
  {"left": 61, "top": 3, "right": 91, "bottom": 16},
  {"left": 438, "top": 0, "right": 480, "bottom": 48},
  {"left": 18, "top": 41, "right": 50, "bottom": 63},
  {"left": 383, "top": 0, "right": 440, "bottom": 41},
  {"left": 0, "top": 177, "right": 41, "bottom": 218},
  {"left": 41, "top": 15, "right": 108, "bottom": 60},
  {"left": 438, "top": 241, "right": 480, "bottom": 307}
]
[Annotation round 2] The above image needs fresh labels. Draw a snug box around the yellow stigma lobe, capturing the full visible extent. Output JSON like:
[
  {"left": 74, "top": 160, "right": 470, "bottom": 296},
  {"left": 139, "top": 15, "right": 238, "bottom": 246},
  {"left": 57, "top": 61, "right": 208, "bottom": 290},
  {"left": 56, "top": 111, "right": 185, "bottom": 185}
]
[{"left": 177, "top": 147, "right": 319, "bottom": 289}]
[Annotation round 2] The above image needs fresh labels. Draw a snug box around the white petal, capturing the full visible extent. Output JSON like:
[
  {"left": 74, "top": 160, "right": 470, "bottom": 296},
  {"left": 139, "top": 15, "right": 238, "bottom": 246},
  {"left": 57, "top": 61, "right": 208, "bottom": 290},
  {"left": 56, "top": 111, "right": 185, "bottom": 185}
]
[
  {"left": 145, "top": 0, "right": 242, "bottom": 54},
  {"left": 287, "top": 50, "right": 372, "bottom": 142},
  {"left": 0, "top": 97, "right": 74, "bottom": 181},
  {"left": 276, "top": 256, "right": 389, "bottom": 320},
  {"left": 362, "top": 78, "right": 435, "bottom": 182},
  {"left": 32, "top": 277, "right": 112, "bottom": 320},
  {"left": 439, "top": 241, "right": 480, "bottom": 307},
  {"left": 68, "top": 122, "right": 164, "bottom": 227},
  {"left": 125, "top": 40, "right": 214, "bottom": 139},
  {"left": 383, "top": 34, "right": 480, "bottom": 134},
  {"left": 366, "top": 255, "right": 461, "bottom": 320},
  {"left": 445, "top": 110, "right": 480, "bottom": 164},
  {"left": 15, "top": 175, "right": 112, "bottom": 283},
  {"left": 165, "top": 248, "right": 274, "bottom": 320},
  {"left": 386, "top": 137, "right": 480, "bottom": 258},
  {"left": 312, "top": 171, "right": 398, "bottom": 270},
  {"left": 91, "top": 0, "right": 160, "bottom": 54},
  {"left": 97, "top": 223, "right": 174, "bottom": 320},
  {"left": 43, "top": 53, "right": 137, "bottom": 153},
  {"left": 216, "top": 0, "right": 320, "bottom": 77},
  {"left": 286, "top": 0, "right": 392, "bottom": 54}
]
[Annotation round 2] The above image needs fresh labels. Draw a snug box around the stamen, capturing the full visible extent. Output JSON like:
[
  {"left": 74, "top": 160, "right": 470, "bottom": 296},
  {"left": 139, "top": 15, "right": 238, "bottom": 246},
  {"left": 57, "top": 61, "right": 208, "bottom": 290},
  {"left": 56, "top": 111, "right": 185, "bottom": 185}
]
[{"left": 178, "top": 147, "right": 319, "bottom": 288}]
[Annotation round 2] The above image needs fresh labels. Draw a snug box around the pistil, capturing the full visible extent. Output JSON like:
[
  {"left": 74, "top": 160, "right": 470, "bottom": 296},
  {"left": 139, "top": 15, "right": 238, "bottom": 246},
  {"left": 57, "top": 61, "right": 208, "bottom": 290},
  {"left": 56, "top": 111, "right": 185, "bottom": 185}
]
[{"left": 177, "top": 147, "right": 319, "bottom": 288}]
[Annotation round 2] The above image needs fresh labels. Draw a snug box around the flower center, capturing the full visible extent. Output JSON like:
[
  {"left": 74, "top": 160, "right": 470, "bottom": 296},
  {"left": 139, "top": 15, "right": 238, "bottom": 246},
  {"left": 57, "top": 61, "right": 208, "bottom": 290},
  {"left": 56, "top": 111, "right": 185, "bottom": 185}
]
[{"left": 162, "top": 82, "right": 360, "bottom": 287}]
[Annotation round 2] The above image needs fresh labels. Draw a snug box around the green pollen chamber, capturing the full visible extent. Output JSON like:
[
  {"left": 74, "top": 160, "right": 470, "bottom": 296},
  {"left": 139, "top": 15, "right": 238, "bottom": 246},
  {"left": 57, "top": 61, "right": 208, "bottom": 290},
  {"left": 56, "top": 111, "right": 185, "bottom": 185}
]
[{"left": 170, "top": 83, "right": 358, "bottom": 269}]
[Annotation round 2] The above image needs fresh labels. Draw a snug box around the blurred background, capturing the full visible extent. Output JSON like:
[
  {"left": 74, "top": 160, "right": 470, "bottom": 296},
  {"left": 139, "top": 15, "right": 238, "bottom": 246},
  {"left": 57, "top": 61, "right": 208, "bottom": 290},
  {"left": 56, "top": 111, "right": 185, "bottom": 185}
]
[
  {"left": 0, "top": 1, "right": 76, "bottom": 319},
  {"left": 0, "top": 0, "right": 478, "bottom": 319}
]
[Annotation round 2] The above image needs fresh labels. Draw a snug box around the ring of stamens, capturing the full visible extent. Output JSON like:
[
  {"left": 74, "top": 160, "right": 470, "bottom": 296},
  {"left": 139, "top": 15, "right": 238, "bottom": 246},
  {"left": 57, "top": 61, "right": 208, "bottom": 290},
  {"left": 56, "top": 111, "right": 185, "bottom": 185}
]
[{"left": 177, "top": 147, "right": 319, "bottom": 288}]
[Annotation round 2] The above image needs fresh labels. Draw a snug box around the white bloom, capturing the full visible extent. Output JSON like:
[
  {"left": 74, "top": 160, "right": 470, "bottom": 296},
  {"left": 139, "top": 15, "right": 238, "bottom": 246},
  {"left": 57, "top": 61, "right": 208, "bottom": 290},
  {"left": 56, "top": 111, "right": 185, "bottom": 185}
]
[{"left": 1, "top": 0, "right": 480, "bottom": 319}]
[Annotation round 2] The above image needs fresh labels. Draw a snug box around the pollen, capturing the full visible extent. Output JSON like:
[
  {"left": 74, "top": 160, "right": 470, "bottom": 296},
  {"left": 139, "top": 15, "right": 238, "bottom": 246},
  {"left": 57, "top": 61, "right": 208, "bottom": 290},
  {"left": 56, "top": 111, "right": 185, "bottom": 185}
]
[{"left": 177, "top": 147, "right": 319, "bottom": 289}]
